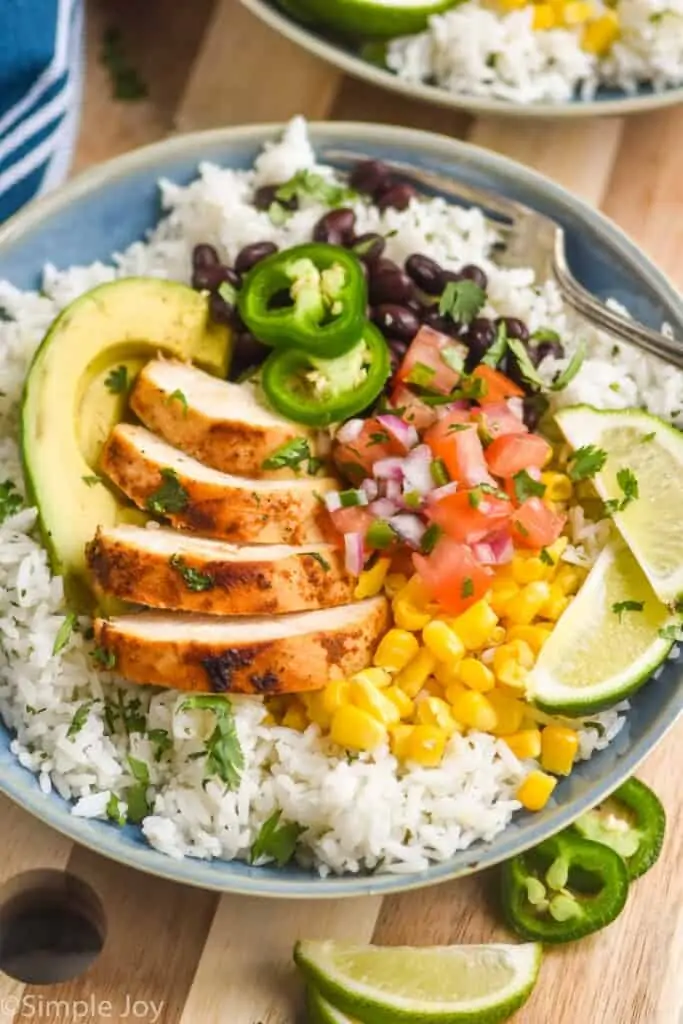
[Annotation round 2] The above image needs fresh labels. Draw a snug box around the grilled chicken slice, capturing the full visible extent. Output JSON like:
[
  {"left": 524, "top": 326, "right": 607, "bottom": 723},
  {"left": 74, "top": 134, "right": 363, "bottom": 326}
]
[
  {"left": 87, "top": 524, "right": 355, "bottom": 616},
  {"left": 130, "top": 360, "right": 325, "bottom": 479},
  {"left": 93, "top": 596, "right": 389, "bottom": 694},
  {"left": 101, "top": 424, "right": 337, "bottom": 545}
]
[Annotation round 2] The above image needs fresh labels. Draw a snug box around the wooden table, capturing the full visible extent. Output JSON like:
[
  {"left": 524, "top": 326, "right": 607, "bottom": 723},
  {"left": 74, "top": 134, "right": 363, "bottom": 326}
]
[{"left": 1, "top": 2, "right": 682, "bottom": 1021}]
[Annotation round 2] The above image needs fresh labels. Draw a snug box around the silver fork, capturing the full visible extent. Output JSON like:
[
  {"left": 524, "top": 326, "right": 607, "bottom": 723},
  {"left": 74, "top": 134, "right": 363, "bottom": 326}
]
[{"left": 323, "top": 149, "right": 683, "bottom": 371}]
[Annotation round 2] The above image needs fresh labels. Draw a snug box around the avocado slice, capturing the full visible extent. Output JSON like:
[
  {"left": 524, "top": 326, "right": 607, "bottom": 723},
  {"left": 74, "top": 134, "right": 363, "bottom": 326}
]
[{"left": 20, "top": 277, "right": 231, "bottom": 609}]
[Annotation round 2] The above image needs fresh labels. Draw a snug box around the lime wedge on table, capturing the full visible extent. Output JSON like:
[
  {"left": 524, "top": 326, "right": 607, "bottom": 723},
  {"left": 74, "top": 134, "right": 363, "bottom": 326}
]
[
  {"left": 308, "top": 988, "right": 358, "bottom": 1023},
  {"left": 294, "top": 940, "right": 541, "bottom": 1024},
  {"left": 555, "top": 405, "right": 683, "bottom": 605},
  {"left": 279, "top": 0, "right": 460, "bottom": 39},
  {"left": 526, "top": 542, "right": 676, "bottom": 715}
]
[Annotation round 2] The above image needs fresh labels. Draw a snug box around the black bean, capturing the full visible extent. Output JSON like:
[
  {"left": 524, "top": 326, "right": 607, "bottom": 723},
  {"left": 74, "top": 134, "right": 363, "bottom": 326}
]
[
  {"left": 369, "top": 269, "right": 415, "bottom": 306},
  {"left": 388, "top": 339, "right": 410, "bottom": 380},
  {"left": 497, "top": 316, "right": 529, "bottom": 342},
  {"left": 209, "top": 291, "right": 235, "bottom": 325},
  {"left": 441, "top": 269, "right": 464, "bottom": 286},
  {"left": 253, "top": 184, "right": 298, "bottom": 212},
  {"left": 235, "top": 241, "right": 278, "bottom": 276},
  {"left": 229, "top": 332, "right": 270, "bottom": 382},
  {"left": 313, "top": 208, "right": 357, "bottom": 246},
  {"left": 532, "top": 338, "right": 565, "bottom": 364},
  {"left": 460, "top": 264, "right": 488, "bottom": 290},
  {"left": 372, "top": 304, "right": 420, "bottom": 343},
  {"left": 351, "top": 233, "right": 386, "bottom": 264},
  {"left": 192, "top": 264, "right": 241, "bottom": 293},
  {"left": 405, "top": 254, "right": 444, "bottom": 295},
  {"left": 372, "top": 257, "right": 402, "bottom": 276},
  {"left": 375, "top": 182, "right": 417, "bottom": 212},
  {"left": 192, "top": 243, "right": 220, "bottom": 270},
  {"left": 464, "top": 317, "right": 495, "bottom": 367},
  {"left": 349, "top": 159, "right": 392, "bottom": 196}
]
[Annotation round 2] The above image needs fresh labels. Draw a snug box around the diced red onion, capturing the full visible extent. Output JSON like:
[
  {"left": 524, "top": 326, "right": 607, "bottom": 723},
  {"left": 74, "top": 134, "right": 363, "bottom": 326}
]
[
  {"left": 506, "top": 397, "right": 525, "bottom": 422},
  {"left": 344, "top": 533, "right": 365, "bottom": 575},
  {"left": 471, "top": 542, "right": 496, "bottom": 565},
  {"left": 324, "top": 492, "right": 343, "bottom": 513},
  {"left": 403, "top": 444, "right": 434, "bottom": 494},
  {"left": 375, "top": 414, "right": 419, "bottom": 451},
  {"left": 528, "top": 466, "right": 542, "bottom": 481},
  {"left": 370, "top": 498, "right": 399, "bottom": 519},
  {"left": 429, "top": 481, "right": 459, "bottom": 504},
  {"left": 336, "top": 418, "right": 365, "bottom": 444},
  {"left": 488, "top": 530, "right": 514, "bottom": 564},
  {"left": 385, "top": 479, "right": 403, "bottom": 503},
  {"left": 389, "top": 513, "right": 426, "bottom": 548},
  {"left": 435, "top": 399, "right": 469, "bottom": 418},
  {"left": 374, "top": 457, "right": 406, "bottom": 482},
  {"left": 361, "top": 478, "right": 379, "bottom": 502}
]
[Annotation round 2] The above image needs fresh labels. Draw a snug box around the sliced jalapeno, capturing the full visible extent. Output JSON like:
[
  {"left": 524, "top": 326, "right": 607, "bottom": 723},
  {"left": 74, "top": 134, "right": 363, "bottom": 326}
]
[{"left": 573, "top": 777, "right": 665, "bottom": 880}]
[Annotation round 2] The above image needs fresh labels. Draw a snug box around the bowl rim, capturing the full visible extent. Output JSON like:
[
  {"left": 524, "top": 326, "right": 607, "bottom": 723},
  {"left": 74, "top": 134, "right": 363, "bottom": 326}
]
[
  {"left": 0, "top": 120, "right": 681, "bottom": 898},
  {"left": 239, "top": 0, "right": 683, "bottom": 120}
]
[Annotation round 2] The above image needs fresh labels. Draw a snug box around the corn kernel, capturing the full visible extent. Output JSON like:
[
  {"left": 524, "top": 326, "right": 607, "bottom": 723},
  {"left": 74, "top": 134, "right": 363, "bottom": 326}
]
[
  {"left": 350, "top": 677, "right": 401, "bottom": 726},
  {"left": 330, "top": 705, "right": 388, "bottom": 751},
  {"left": 506, "top": 581, "right": 552, "bottom": 625},
  {"left": 405, "top": 724, "right": 447, "bottom": 766},
  {"left": 489, "top": 625, "right": 507, "bottom": 645},
  {"left": 533, "top": 3, "right": 556, "bottom": 29},
  {"left": 384, "top": 572, "right": 408, "bottom": 599},
  {"left": 506, "top": 625, "right": 552, "bottom": 654},
  {"left": 517, "top": 770, "right": 557, "bottom": 811},
  {"left": 444, "top": 680, "right": 466, "bottom": 704},
  {"left": 450, "top": 600, "right": 499, "bottom": 651},
  {"left": 499, "top": 0, "right": 527, "bottom": 8},
  {"left": 373, "top": 629, "right": 419, "bottom": 672},
  {"left": 489, "top": 579, "right": 520, "bottom": 618},
  {"left": 458, "top": 657, "right": 496, "bottom": 693},
  {"left": 300, "top": 691, "right": 332, "bottom": 729},
  {"left": 582, "top": 10, "right": 620, "bottom": 54},
  {"left": 435, "top": 660, "right": 461, "bottom": 686},
  {"left": 354, "top": 557, "right": 391, "bottom": 600},
  {"left": 541, "top": 583, "right": 569, "bottom": 622},
  {"left": 389, "top": 723, "right": 414, "bottom": 760},
  {"left": 450, "top": 690, "right": 498, "bottom": 733},
  {"left": 422, "top": 676, "right": 445, "bottom": 698},
  {"left": 353, "top": 668, "right": 392, "bottom": 688},
  {"left": 541, "top": 725, "right": 579, "bottom": 776},
  {"left": 282, "top": 702, "right": 308, "bottom": 732},
  {"left": 540, "top": 472, "right": 573, "bottom": 503},
  {"left": 488, "top": 691, "right": 526, "bottom": 736},
  {"left": 384, "top": 685, "right": 415, "bottom": 720},
  {"left": 562, "top": 0, "right": 594, "bottom": 25},
  {"left": 322, "top": 679, "right": 351, "bottom": 716},
  {"left": 394, "top": 648, "right": 437, "bottom": 698},
  {"left": 393, "top": 599, "right": 432, "bottom": 632},
  {"left": 512, "top": 554, "right": 546, "bottom": 585},
  {"left": 398, "top": 573, "right": 432, "bottom": 607},
  {"left": 555, "top": 564, "right": 586, "bottom": 596},
  {"left": 417, "top": 696, "right": 459, "bottom": 736},
  {"left": 504, "top": 729, "right": 542, "bottom": 760},
  {"left": 423, "top": 620, "right": 466, "bottom": 664}
]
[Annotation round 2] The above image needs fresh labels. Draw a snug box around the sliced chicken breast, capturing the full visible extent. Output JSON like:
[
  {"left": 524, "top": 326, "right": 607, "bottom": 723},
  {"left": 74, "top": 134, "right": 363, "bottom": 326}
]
[
  {"left": 93, "top": 596, "right": 389, "bottom": 694},
  {"left": 87, "top": 524, "right": 355, "bottom": 615},
  {"left": 130, "top": 360, "right": 325, "bottom": 479},
  {"left": 101, "top": 424, "right": 337, "bottom": 545}
]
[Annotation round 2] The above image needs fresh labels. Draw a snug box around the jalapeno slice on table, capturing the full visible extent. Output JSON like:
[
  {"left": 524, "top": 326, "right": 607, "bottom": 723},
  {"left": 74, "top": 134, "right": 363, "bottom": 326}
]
[
  {"left": 261, "top": 323, "right": 391, "bottom": 427},
  {"left": 501, "top": 831, "right": 629, "bottom": 944},
  {"left": 238, "top": 243, "right": 366, "bottom": 356},
  {"left": 573, "top": 777, "right": 665, "bottom": 880}
]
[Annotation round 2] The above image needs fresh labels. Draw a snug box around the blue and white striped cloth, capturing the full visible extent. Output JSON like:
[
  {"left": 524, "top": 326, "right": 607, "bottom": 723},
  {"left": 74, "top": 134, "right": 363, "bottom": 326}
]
[{"left": 0, "top": 0, "right": 84, "bottom": 223}]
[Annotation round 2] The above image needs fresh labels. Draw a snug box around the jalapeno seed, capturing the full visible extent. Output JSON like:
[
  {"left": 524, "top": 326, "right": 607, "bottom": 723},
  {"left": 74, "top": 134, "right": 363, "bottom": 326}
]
[
  {"left": 349, "top": 159, "right": 392, "bottom": 196},
  {"left": 235, "top": 241, "right": 278, "bottom": 275},
  {"left": 375, "top": 182, "right": 417, "bottom": 212},
  {"left": 405, "top": 254, "right": 445, "bottom": 295},
  {"left": 372, "top": 304, "right": 420, "bottom": 342},
  {"left": 369, "top": 268, "right": 415, "bottom": 306},
  {"left": 313, "top": 208, "right": 357, "bottom": 246}
]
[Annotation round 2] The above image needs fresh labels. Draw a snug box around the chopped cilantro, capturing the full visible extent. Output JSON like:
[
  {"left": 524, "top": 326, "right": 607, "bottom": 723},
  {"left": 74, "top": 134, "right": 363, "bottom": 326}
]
[
  {"left": 92, "top": 645, "right": 116, "bottom": 670},
  {"left": 179, "top": 695, "right": 244, "bottom": 789},
  {"left": 250, "top": 809, "right": 304, "bottom": 867},
  {"left": 67, "top": 701, "right": 92, "bottom": 738},
  {"left": 146, "top": 469, "right": 189, "bottom": 515},
  {"left": 482, "top": 322, "right": 508, "bottom": 368},
  {"left": 568, "top": 445, "right": 607, "bottom": 481},
  {"left": 461, "top": 577, "right": 474, "bottom": 599},
  {"left": 469, "top": 489, "right": 482, "bottom": 509},
  {"left": 169, "top": 554, "right": 215, "bottom": 592},
  {"left": 148, "top": 728, "right": 173, "bottom": 762},
  {"left": 262, "top": 437, "right": 313, "bottom": 472},
  {"left": 430, "top": 459, "right": 450, "bottom": 487},
  {"left": 368, "top": 431, "right": 390, "bottom": 446},
  {"left": 447, "top": 423, "right": 470, "bottom": 434},
  {"left": 82, "top": 475, "right": 103, "bottom": 488},
  {"left": 307, "top": 552, "right": 331, "bottom": 572},
  {"left": 515, "top": 520, "right": 530, "bottom": 538},
  {"left": 128, "top": 755, "right": 150, "bottom": 785},
  {"left": 0, "top": 480, "right": 22, "bottom": 523},
  {"left": 612, "top": 600, "right": 644, "bottom": 622},
  {"left": 275, "top": 170, "right": 357, "bottom": 209},
  {"left": 531, "top": 327, "right": 561, "bottom": 344},
  {"left": 165, "top": 389, "right": 188, "bottom": 416},
  {"left": 100, "top": 27, "right": 148, "bottom": 101},
  {"left": 53, "top": 612, "right": 78, "bottom": 655},
  {"left": 451, "top": 375, "right": 488, "bottom": 402},
  {"left": 126, "top": 784, "right": 151, "bottom": 824},
  {"left": 540, "top": 548, "right": 555, "bottom": 567},
  {"left": 605, "top": 468, "right": 639, "bottom": 514},
  {"left": 104, "top": 365, "right": 128, "bottom": 394},
  {"left": 438, "top": 280, "right": 486, "bottom": 325},
  {"left": 106, "top": 792, "right": 126, "bottom": 826},
  {"left": 513, "top": 470, "right": 546, "bottom": 503},
  {"left": 550, "top": 340, "right": 586, "bottom": 390},
  {"left": 420, "top": 523, "right": 442, "bottom": 555}
]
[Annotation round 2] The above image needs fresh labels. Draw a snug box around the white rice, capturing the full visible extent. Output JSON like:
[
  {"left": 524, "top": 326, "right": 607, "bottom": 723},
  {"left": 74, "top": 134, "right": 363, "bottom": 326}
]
[
  {"left": 386, "top": 0, "right": 683, "bottom": 104},
  {"left": 0, "top": 117, "right": 676, "bottom": 873}
]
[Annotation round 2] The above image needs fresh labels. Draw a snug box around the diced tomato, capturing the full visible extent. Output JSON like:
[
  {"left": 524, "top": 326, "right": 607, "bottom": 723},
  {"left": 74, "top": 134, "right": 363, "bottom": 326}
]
[
  {"left": 485, "top": 433, "right": 552, "bottom": 478},
  {"left": 333, "top": 417, "right": 404, "bottom": 482},
  {"left": 511, "top": 497, "right": 566, "bottom": 549},
  {"left": 390, "top": 384, "right": 438, "bottom": 432},
  {"left": 330, "top": 506, "right": 374, "bottom": 540},
  {"left": 397, "top": 325, "right": 464, "bottom": 395},
  {"left": 428, "top": 489, "right": 512, "bottom": 543},
  {"left": 413, "top": 537, "right": 492, "bottom": 615},
  {"left": 472, "top": 401, "right": 527, "bottom": 442},
  {"left": 426, "top": 417, "right": 495, "bottom": 488},
  {"left": 472, "top": 364, "right": 525, "bottom": 404}
]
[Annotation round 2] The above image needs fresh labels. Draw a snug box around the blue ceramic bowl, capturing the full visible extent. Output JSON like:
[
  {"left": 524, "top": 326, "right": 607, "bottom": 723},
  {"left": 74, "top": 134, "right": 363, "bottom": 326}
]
[
  {"left": 0, "top": 123, "right": 681, "bottom": 897},
  {"left": 241, "top": 0, "right": 683, "bottom": 119}
]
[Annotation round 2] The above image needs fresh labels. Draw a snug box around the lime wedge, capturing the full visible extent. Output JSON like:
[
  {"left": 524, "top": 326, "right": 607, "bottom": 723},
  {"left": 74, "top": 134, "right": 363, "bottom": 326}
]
[
  {"left": 555, "top": 405, "right": 683, "bottom": 605},
  {"left": 279, "top": 0, "right": 461, "bottom": 38},
  {"left": 294, "top": 940, "right": 542, "bottom": 1024},
  {"left": 526, "top": 541, "right": 676, "bottom": 715},
  {"left": 308, "top": 988, "right": 359, "bottom": 1023}
]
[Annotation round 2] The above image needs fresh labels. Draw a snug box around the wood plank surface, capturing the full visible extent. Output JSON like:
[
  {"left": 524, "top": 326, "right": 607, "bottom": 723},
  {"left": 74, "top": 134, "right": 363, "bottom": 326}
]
[{"left": 1, "top": 1, "right": 681, "bottom": 1022}]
